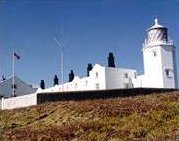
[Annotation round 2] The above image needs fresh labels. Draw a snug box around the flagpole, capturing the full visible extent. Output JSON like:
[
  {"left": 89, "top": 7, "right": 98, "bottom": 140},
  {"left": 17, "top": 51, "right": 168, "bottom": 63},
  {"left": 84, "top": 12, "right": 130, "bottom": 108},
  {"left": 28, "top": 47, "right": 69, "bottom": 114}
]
[
  {"left": 53, "top": 37, "right": 64, "bottom": 92},
  {"left": 0, "top": 44, "right": 1, "bottom": 82},
  {"left": 60, "top": 40, "right": 64, "bottom": 92},
  {"left": 12, "top": 50, "right": 15, "bottom": 97}
]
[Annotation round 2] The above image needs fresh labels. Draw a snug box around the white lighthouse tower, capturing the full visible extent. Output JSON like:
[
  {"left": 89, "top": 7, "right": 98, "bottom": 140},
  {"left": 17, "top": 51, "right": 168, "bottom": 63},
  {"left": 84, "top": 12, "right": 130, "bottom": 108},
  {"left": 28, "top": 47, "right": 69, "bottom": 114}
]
[{"left": 142, "top": 18, "right": 178, "bottom": 88}]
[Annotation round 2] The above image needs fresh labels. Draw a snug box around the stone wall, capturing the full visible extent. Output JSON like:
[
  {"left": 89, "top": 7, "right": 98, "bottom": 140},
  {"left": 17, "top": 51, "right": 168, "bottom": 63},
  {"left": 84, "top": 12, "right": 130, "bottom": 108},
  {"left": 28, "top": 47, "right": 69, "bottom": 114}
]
[
  {"left": 2, "top": 93, "right": 37, "bottom": 110},
  {"left": 37, "top": 88, "right": 177, "bottom": 104}
]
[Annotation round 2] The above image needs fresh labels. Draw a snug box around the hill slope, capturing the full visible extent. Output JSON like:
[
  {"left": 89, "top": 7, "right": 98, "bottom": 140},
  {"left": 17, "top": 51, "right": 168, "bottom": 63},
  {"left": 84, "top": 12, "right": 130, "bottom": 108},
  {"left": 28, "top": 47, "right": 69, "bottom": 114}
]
[{"left": 0, "top": 91, "right": 179, "bottom": 141}]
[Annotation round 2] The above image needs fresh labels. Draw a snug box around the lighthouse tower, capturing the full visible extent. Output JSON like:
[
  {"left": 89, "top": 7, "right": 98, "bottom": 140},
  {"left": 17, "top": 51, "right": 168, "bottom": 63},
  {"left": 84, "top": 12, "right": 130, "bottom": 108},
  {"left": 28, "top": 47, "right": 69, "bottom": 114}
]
[{"left": 142, "top": 18, "right": 178, "bottom": 88}]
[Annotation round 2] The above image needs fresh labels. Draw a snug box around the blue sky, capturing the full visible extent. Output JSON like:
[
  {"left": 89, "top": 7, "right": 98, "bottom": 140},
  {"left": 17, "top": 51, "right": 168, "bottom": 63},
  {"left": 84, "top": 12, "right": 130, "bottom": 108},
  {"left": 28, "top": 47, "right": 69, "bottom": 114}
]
[{"left": 0, "top": 0, "right": 178, "bottom": 87}]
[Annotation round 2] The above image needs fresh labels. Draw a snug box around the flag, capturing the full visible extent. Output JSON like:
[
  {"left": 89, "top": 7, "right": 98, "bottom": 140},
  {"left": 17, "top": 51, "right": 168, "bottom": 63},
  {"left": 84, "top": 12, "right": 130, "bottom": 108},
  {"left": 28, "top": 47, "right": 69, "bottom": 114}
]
[{"left": 14, "top": 52, "right": 20, "bottom": 60}]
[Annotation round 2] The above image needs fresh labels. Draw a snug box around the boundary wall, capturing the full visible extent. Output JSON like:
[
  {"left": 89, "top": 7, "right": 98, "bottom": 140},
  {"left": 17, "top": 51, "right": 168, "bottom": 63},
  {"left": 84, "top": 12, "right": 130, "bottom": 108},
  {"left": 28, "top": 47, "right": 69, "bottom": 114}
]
[
  {"left": 2, "top": 93, "right": 37, "bottom": 110},
  {"left": 37, "top": 88, "right": 177, "bottom": 104},
  {"left": 1, "top": 88, "right": 178, "bottom": 110}
]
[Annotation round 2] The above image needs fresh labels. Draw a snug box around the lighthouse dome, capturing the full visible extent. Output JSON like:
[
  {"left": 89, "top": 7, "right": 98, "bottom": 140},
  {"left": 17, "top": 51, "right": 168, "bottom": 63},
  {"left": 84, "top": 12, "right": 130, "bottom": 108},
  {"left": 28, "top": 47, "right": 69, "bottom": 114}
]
[
  {"left": 146, "top": 18, "right": 168, "bottom": 45},
  {"left": 148, "top": 18, "right": 165, "bottom": 30}
]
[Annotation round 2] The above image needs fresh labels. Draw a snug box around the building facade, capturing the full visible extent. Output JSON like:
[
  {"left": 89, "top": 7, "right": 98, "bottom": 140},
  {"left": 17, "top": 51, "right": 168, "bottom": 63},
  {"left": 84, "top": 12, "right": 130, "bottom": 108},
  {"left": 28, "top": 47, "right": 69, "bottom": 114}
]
[
  {"left": 37, "top": 18, "right": 177, "bottom": 94},
  {"left": 38, "top": 64, "right": 138, "bottom": 93},
  {"left": 0, "top": 75, "right": 37, "bottom": 98},
  {"left": 139, "top": 18, "right": 178, "bottom": 88}
]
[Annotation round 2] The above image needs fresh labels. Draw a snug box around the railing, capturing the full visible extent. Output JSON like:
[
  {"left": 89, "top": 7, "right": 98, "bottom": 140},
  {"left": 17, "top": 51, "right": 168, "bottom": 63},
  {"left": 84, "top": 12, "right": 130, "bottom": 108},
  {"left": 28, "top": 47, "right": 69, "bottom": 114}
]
[{"left": 143, "top": 40, "right": 173, "bottom": 48}]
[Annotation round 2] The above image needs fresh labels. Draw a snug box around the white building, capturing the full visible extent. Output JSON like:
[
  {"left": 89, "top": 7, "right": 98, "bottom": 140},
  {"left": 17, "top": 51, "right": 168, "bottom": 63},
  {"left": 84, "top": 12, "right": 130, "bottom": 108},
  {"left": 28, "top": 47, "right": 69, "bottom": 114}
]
[
  {"left": 38, "top": 18, "right": 177, "bottom": 93},
  {"left": 38, "top": 64, "right": 138, "bottom": 93},
  {"left": 139, "top": 18, "right": 178, "bottom": 88},
  {"left": 0, "top": 75, "right": 37, "bottom": 98}
]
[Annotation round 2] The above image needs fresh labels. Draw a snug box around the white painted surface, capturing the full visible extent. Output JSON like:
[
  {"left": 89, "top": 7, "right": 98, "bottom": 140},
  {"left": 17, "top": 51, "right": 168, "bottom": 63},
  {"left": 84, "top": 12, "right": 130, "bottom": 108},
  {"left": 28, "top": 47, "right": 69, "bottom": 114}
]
[
  {"left": 38, "top": 64, "right": 139, "bottom": 93},
  {"left": 141, "top": 19, "right": 177, "bottom": 88},
  {"left": 105, "top": 67, "right": 137, "bottom": 89},
  {"left": 161, "top": 45, "right": 176, "bottom": 88},
  {"left": 2, "top": 93, "right": 37, "bottom": 110},
  {"left": 142, "top": 45, "right": 164, "bottom": 88},
  {"left": 38, "top": 64, "right": 107, "bottom": 93}
]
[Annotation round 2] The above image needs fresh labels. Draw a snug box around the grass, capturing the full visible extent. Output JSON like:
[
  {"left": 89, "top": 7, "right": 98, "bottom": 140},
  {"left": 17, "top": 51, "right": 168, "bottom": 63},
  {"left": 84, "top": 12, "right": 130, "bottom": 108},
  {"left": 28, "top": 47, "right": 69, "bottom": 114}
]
[{"left": 0, "top": 91, "right": 179, "bottom": 141}]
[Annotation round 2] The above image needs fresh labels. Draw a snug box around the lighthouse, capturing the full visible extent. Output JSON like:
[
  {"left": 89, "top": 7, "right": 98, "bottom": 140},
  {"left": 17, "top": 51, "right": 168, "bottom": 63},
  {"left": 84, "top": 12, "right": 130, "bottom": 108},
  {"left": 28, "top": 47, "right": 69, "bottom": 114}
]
[{"left": 142, "top": 18, "right": 178, "bottom": 88}]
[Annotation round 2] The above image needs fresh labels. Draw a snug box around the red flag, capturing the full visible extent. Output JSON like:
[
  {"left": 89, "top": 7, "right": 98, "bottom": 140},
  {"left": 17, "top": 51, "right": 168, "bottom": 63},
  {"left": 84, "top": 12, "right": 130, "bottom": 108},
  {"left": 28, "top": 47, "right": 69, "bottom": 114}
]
[{"left": 14, "top": 52, "right": 20, "bottom": 60}]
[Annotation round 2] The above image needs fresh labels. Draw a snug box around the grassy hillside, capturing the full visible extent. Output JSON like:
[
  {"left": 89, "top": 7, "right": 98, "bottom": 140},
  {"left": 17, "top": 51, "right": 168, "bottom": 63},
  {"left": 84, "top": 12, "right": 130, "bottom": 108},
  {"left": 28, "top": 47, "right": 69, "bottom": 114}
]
[{"left": 0, "top": 91, "right": 179, "bottom": 141}]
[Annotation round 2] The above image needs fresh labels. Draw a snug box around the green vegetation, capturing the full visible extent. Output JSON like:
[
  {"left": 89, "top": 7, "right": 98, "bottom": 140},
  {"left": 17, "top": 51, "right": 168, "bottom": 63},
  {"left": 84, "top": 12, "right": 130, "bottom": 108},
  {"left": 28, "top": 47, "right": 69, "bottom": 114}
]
[{"left": 0, "top": 92, "right": 179, "bottom": 141}]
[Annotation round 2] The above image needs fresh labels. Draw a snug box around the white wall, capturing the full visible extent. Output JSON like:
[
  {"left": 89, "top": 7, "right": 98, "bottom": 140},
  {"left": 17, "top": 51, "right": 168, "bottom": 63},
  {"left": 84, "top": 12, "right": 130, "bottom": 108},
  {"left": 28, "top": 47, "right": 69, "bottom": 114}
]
[
  {"left": 136, "top": 75, "right": 145, "bottom": 88},
  {"left": 2, "top": 93, "right": 37, "bottom": 110},
  {"left": 38, "top": 64, "right": 142, "bottom": 93},
  {"left": 142, "top": 44, "right": 176, "bottom": 88},
  {"left": 63, "top": 64, "right": 106, "bottom": 91},
  {"left": 142, "top": 46, "right": 164, "bottom": 88},
  {"left": 89, "top": 64, "right": 106, "bottom": 90},
  {"left": 38, "top": 64, "right": 107, "bottom": 93},
  {"left": 105, "top": 67, "right": 137, "bottom": 89},
  {"left": 161, "top": 45, "right": 176, "bottom": 88},
  {"left": 173, "top": 47, "right": 178, "bottom": 88}
]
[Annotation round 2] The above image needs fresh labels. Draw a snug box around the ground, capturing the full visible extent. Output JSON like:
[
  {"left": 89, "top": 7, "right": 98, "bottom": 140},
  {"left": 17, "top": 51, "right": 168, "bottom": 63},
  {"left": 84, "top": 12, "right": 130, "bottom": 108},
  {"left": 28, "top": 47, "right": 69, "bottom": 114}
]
[{"left": 0, "top": 91, "right": 179, "bottom": 141}]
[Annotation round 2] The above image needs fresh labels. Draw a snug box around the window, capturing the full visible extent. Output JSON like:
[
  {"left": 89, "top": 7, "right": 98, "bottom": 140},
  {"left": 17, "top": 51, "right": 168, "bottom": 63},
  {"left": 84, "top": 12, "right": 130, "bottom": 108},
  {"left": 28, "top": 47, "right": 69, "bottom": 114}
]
[
  {"left": 12, "top": 84, "right": 17, "bottom": 89},
  {"left": 75, "top": 83, "right": 78, "bottom": 89},
  {"left": 124, "top": 73, "right": 128, "bottom": 78},
  {"left": 165, "top": 69, "right": 172, "bottom": 78},
  {"left": 124, "top": 83, "right": 133, "bottom": 89},
  {"left": 96, "top": 83, "right": 100, "bottom": 90},
  {"left": 128, "top": 83, "right": 134, "bottom": 88},
  {"left": 95, "top": 72, "right": 99, "bottom": 78},
  {"left": 153, "top": 51, "right": 157, "bottom": 57},
  {"left": 134, "top": 72, "right": 137, "bottom": 78},
  {"left": 166, "top": 70, "right": 169, "bottom": 76},
  {"left": 85, "top": 80, "right": 88, "bottom": 86},
  {"left": 124, "top": 83, "right": 128, "bottom": 88}
]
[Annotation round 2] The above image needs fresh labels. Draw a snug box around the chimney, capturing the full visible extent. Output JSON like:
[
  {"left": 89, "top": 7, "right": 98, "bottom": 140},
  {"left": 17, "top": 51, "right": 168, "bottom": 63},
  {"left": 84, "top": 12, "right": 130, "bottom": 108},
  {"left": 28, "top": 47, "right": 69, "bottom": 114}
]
[
  {"left": 108, "top": 52, "right": 115, "bottom": 67},
  {"left": 69, "top": 70, "right": 74, "bottom": 82},
  {"left": 87, "top": 63, "right": 93, "bottom": 76},
  {"left": 40, "top": 80, "right": 45, "bottom": 89},
  {"left": 53, "top": 75, "right": 59, "bottom": 86}
]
